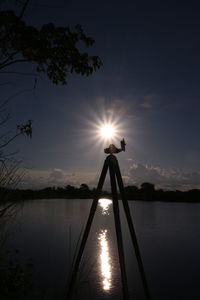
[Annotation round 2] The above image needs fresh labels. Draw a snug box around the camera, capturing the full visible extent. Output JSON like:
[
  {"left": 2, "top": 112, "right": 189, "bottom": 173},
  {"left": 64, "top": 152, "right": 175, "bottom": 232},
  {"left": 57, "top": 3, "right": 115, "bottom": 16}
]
[{"left": 104, "top": 138, "right": 126, "bottom": 154}]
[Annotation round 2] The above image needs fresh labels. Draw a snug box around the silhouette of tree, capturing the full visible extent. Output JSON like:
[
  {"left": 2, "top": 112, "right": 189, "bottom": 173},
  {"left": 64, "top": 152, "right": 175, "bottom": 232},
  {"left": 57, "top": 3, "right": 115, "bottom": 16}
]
[
  {"left": 0, "top": 103, "right": 33, "bottom": 217},
  {"left": 79, "top": 184, "right": 91, "bottom": 198},
  {"left": 0, "top": 9, "right": 102, "bottom": 84},
  {"left": 0, "top": 1, "right": 102, "bottom": 212},
  {"left": 124, "top": 185, "right": 139, "bottom": 199},
  {"left": 79, "top": 183, "right": 89, "bottom": 190},
  {"left": 140, "top": 182, "right": 155, "bottom": 192}
]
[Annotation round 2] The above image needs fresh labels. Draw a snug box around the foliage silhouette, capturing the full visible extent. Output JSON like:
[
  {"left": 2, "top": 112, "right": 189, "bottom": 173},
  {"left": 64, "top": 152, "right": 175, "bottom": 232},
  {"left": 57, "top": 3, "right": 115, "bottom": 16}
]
[
  {"left": 0, "top": 117, "right": 32, "bottom": 217},
  {"left": 3, "top": 182, "right": 200, "bottom": 202},
  {"left": 0, "top": 1, "right": 102, "bottom": 213},
  {"left": 0, "top": 9, "right": 102, "bottom": 84}
]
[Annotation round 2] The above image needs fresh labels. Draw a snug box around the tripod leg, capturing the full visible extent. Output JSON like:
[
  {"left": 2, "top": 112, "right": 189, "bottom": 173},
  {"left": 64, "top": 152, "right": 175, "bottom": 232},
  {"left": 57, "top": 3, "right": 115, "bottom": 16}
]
[
  {"left": 66, "top": 158, "right": 109, "bottom": 300},
  {"left": 109, "top": 156, "right": 129, "bottom": 300},
  {"left": 115, "top": 159, "right": 151, "bottom": 300}
]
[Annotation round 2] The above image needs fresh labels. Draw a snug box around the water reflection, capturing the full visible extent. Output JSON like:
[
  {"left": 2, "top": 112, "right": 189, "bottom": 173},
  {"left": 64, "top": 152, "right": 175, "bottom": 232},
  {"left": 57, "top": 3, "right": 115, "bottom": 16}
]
[
  {"left": 98, "top": 229, "right": 112, "bottom": 291},
  {"left": 97, "top": 199, "right": 113, "bottom": 292},
  {"left": 98, "top": 198, "right": 112, "bottom": 215}
]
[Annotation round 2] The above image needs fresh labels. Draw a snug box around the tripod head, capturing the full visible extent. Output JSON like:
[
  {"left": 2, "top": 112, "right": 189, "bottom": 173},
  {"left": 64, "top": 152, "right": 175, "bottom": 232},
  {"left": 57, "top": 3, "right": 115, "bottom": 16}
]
[{"left": 104, "top": 138, "right": 126, "bottom": 154}]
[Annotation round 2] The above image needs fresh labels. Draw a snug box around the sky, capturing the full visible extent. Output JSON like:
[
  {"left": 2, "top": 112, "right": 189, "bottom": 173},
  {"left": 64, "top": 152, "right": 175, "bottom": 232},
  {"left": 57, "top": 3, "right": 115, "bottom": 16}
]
[{"left": 1, "top": 0, "right": 200, "bottom": 190}]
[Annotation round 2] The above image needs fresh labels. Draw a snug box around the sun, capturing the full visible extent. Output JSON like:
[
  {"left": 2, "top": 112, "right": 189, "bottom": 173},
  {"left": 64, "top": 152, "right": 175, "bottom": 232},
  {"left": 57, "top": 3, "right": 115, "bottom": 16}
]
[
  {"left": 100, "top": 124, "right": 116, "bottom": 139},
  {"left": 81, "top": 105, "right": 129, "bottom": 151},
  {"left": 94, "top": 119, "right": 121, "bottom": 145}
]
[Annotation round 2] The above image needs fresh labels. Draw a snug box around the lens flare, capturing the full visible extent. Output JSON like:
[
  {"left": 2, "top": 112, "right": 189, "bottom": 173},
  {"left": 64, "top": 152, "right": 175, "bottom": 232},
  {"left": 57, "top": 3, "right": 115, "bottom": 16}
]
[
  {"left": 80, "top": 104, "right": 131, "bottom": 152},
  {"left": 100, "top": 124, "right": 115, "bottom": 139}
]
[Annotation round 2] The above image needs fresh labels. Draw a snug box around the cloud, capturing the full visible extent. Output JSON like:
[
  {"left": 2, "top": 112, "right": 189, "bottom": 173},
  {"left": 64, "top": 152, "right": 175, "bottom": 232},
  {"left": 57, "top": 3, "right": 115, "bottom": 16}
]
[
  {"left": 20, "top": 164, "right": 200, "bottom": 192},
  {"left": 128, "top": 163, "right": 200, "bottom": 190},
  {"left": 20, "top": 168, "right": 97, "bottom": 189},
  {"left": 49, "top": 169, "right": 64, "bottom": 180}
]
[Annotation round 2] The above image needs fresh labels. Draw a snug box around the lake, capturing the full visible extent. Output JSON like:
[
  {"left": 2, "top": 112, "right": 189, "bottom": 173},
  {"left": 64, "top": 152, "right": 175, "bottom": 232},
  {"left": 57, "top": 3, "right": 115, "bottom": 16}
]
[{"left": 3, "top": 199, "right": 200, "bottom": 300}]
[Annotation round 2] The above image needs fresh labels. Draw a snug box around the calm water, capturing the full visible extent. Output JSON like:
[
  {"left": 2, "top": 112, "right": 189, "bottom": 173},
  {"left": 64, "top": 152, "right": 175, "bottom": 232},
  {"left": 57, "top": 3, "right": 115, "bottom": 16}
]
[{"left": 3, "top": 199, "right": 200, "bottom": 300}]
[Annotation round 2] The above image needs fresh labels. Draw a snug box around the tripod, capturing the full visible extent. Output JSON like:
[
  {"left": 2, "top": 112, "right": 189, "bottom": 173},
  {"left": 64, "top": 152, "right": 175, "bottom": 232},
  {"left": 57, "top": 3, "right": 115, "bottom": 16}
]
[{"left": 66, "top": 154, "right": 151, "bottom": 300}]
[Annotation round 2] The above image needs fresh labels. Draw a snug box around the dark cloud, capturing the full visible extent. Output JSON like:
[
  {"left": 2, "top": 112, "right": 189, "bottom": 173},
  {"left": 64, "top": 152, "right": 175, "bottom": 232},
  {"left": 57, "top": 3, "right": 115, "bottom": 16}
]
[
  {"left": 20, "top": 169, "right": 97, "bottom": 189},
  {"left": 128, "top": 163, "right": 200, "bottom": 190}
]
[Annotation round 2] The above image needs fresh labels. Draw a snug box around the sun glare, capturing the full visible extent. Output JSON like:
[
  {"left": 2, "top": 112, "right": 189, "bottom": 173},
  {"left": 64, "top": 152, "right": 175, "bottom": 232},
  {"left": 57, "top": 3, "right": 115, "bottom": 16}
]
[
  {"left": 100, "top": 124, "right": 115, "bottom": 139},
  {"left": 82, "top": 105, "right": 129, "bottom": 151},
  {"left": 99, "top": 198, "right": 112, "bottom": 215},
  {"left": 98, "top": 229, "right": 112, "bottom": 291}
]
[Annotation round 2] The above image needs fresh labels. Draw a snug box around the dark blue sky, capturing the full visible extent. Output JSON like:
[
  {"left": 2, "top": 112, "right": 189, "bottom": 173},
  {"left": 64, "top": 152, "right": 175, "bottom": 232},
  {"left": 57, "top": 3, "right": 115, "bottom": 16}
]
[{"left": 2, "top": 0, "right": 200, "bottom": 189}]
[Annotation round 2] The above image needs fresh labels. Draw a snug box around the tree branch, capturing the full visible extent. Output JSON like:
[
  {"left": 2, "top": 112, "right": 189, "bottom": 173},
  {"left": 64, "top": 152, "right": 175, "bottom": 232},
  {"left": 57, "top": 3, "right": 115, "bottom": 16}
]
[
  {"left": 0, "top": 133, "right": 21, "bottom": 150},
  {"left": 19, "top": 0, "right": 31, "bottom": 19},
  {"left": 0, "top": 51, "right": 19, "bottom": 67},
  {"left": 0, "top": 59, "right": 31, "bottom": 70}
]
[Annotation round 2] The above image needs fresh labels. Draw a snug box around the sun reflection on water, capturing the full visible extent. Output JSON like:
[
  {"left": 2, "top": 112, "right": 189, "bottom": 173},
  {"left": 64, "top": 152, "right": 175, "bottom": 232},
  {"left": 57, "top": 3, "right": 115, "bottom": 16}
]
[
  {"left": 98, "top": 229, "right": 112, "bottom": 291},
  {"left": 98, "top": 198, "right": 112, "bottom": 215}
]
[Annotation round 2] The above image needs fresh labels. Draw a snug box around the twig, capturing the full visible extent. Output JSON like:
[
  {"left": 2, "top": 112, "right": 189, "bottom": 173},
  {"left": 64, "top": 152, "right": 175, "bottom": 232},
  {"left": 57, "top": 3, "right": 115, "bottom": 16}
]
[
  {"left": 19, "top": 0, "right": 31, "bottom": 19},
  {"left": 0, "top": 59, "right": 31, "bottom": 70},
  {"left": 0, "top": 133, "right": 21, "bottom": 149}
]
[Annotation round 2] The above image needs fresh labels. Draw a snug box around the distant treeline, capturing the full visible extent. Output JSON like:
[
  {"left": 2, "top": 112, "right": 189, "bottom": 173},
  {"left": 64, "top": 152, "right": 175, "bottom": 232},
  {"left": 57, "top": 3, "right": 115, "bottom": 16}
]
[
  {"left": 0, "top": 184, "right": 109, "bottom": 201},
  {"left": 1, "top": 182, "right": 200, "bottom": 202}
]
